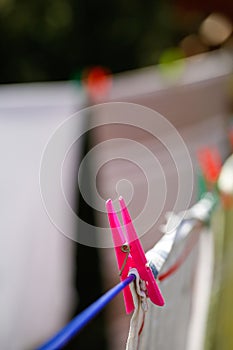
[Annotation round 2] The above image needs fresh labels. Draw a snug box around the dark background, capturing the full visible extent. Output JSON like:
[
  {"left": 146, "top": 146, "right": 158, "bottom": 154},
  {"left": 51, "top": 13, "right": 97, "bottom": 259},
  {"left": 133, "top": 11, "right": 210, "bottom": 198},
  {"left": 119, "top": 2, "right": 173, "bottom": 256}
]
[{"left": 1, "top": 0, "right": 232, "bottom": 84}]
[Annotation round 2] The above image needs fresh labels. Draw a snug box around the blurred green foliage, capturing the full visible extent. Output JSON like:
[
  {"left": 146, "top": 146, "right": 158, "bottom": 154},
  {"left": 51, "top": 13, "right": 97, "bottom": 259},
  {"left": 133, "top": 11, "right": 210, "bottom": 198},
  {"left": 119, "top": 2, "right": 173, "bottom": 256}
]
[
  {"left": 0, "top": 0, "right": 200, "bottom": 83},
  {"left": 205, "top": 207, "right": 233, "bottom": 350}
]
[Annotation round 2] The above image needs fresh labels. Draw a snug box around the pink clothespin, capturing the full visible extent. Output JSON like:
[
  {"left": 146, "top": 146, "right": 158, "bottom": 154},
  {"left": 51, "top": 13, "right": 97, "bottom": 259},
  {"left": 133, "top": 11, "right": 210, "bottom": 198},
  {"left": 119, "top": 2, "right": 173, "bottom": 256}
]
[{"left": 106, "top": 196, "right": 164, "bottom": 314}]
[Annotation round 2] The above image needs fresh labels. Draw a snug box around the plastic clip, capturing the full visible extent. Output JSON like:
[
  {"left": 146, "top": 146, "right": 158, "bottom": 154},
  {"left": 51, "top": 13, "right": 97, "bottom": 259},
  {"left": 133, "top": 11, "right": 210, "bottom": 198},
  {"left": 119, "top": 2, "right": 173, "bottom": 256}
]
[{"left": 106, "top": 196, "right": 164, "bottom": 314}]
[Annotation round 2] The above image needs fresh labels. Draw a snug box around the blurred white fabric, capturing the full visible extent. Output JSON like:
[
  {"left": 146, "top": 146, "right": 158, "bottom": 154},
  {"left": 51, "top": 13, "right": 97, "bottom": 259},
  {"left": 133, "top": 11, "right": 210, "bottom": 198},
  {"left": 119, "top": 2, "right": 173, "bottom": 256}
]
[{"left": 0, "top": 82, "right": 84, "bottom": 349}]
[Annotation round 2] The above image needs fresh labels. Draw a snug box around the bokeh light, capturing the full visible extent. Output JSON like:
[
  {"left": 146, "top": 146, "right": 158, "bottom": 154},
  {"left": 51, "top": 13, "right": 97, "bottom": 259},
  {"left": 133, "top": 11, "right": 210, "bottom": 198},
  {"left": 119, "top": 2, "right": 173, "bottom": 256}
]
[{"left": 199, "top": 13, "right": 232, "bottom": 46}]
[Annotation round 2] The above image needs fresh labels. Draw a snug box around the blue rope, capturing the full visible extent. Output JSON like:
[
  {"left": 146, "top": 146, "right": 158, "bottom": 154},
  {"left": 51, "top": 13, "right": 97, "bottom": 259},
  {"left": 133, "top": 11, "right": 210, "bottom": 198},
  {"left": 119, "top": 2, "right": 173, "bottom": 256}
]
[{"left": 37, "top": 274, "right": 135, "bottom": 350}]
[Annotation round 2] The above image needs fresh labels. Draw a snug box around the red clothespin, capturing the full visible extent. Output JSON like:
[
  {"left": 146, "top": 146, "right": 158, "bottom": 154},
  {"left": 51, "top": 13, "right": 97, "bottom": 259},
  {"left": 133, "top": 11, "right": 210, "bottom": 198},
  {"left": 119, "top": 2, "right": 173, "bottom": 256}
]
[
  {"left": 197, "top": 147, "right": 222, "bottom": 186},
  {"left": 106, "top": 196, "right": 164, "bottom": 314},
  {"left": 84, "top": 66, "right": 112, "bottom": 102}
]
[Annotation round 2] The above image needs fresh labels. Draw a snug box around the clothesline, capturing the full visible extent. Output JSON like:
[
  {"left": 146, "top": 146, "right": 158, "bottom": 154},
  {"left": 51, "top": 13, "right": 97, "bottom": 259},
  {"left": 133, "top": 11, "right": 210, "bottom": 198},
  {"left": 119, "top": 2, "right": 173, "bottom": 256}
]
[
  {"left": 38, "top": 275, "right": 135, "bottom": 350},
  {"left": 37, "top": 192, "right": 217, "bottom": 350}
]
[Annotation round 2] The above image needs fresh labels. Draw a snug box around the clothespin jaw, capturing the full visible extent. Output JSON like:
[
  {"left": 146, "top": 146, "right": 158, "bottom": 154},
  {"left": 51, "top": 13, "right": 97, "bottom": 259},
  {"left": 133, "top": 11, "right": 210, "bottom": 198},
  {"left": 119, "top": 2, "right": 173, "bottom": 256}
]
[{"left": 106, "top": 197, "right": 164, "bottom": 314}]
